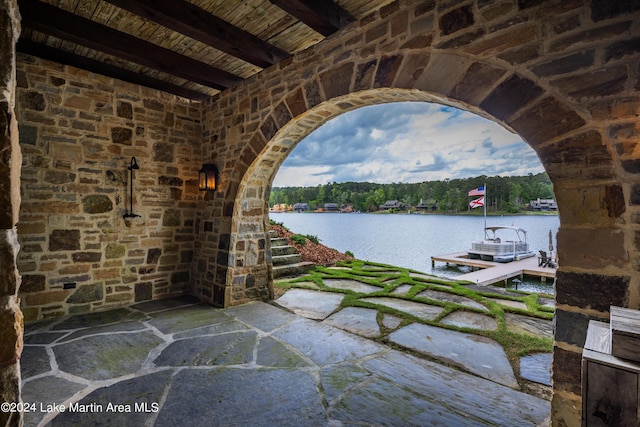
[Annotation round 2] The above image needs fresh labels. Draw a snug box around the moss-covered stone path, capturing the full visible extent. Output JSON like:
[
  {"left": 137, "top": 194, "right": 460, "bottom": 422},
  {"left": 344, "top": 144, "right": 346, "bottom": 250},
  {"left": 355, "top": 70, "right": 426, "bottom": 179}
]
[{"left": 275, "top": 259, "right": 554, "bottom": 393}]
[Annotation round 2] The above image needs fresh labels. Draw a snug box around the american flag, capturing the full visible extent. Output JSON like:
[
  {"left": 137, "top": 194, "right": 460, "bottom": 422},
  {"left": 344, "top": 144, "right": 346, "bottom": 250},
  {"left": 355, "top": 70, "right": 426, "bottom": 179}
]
[
  {"left": 469, "top": 196, "right": 485, "bottom": 209},
  {"left": 468, "top": 186, "right": 485, "bottom": 197}
]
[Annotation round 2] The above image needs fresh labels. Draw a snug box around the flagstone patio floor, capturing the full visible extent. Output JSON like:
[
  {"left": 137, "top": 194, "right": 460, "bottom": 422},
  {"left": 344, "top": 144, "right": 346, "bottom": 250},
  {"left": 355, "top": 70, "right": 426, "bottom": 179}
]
[{"left": 21, "top": 292, "right": 551, "bottom": 426}]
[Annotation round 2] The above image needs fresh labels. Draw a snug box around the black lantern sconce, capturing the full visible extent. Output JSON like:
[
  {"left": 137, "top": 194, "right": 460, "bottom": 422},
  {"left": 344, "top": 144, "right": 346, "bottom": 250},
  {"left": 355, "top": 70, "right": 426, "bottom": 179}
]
[
  {"left": 123, "top": 156, "right": 141, "bottom": 219},
  {"left": 199, "top": 164, "right": 218, "bottom": 192}
]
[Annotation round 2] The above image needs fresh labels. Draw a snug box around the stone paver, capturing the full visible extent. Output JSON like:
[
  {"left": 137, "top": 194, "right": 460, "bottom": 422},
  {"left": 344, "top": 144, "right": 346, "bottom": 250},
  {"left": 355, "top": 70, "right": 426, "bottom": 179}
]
[
  {"left": 381, "top": 313, "right": 403, "bottom": 330},
  {"left": 520, "top": 353, "right": 553, "bottom": 386},
  {"left": 272, "top": 317, "right": 385, "bottom": 366},
  {"left": 417, "top": 289, "right": 488, "bottom": 311},
  {"left": 20, "top": 296, "right": 550, "bottom": 426},
  {"left": 156, "top": 369, "right": 327, "bottom": 427},
  {"left": 364, "top": 351, "right": 549, "bottom": 426},
  {"left": 389, "top": 323, "right": 518, "bottom": 388},
  {"left": 390, "top": 284, "right": 412, "bottom": 295},
  {"left": 360, "top": 297, "right": 444, "bottom": 320},
  {"left": 440, "top": 311, "right": 498, "bottom": 330},
  {"left": 323, "top": 279, "right": 382, "bottom": 294},
  {"left": 505, "top": 312, "right": 553, "bottom": 338},
  {"left": 489, "top": 298, "right": 529, "bottom": 310},
  {"left": 538, "top": 297, "right": 555, "bottom": 308},
  {"left": 323, "top": 306, "right": 381, "bottom": 337},
  {"left": 274, "top": 288, "right": 343, "bottom": 319},
  {"left": 154, "top": 331, "right": 258, "bottom": 366},
  {"left": 54, "top": 331, "right": 164, "bottom": 380},
  {"left": 21, "top": 376, "right": 86, "bottom": 427}
]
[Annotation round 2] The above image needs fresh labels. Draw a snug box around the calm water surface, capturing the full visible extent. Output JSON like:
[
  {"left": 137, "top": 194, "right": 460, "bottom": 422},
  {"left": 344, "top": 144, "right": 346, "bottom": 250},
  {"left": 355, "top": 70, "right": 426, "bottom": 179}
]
[{"left": 272, "top": 212, "right": 560, "bottom": 293}]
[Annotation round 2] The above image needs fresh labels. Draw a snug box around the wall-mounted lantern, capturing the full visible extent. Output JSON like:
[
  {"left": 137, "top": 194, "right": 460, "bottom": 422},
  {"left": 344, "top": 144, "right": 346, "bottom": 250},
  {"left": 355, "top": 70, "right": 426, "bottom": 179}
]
[
  {"left": 199, "top": 164, "right": 218, "bottom": 192},
  {"left": 123, "top": 156, "right": 141, "bottom": 219}
]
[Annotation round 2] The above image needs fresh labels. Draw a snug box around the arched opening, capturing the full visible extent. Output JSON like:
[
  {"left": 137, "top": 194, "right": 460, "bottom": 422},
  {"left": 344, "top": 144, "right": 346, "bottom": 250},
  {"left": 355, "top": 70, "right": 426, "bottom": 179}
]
[
  {"left": 238, "top": 94, "right": 556, "bottom": 404},
  {"left": 230, "top": 88, "right": 571, "bottom": 295},
  {"left": 269, "top": 101, "right": 558, "bottom": 290}
]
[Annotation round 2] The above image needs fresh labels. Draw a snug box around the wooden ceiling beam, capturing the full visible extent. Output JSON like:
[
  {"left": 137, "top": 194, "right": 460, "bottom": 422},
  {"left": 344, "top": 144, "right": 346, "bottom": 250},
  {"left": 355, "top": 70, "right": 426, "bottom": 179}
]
[
  {"left": 17, "top": 39, "right": 211, "bottom": 101},
  {"left": 103, "top": 0, "right": 289, "bottom": 69},
  {"left": 18, "top": 0, "right": 242, "bottom": 91},
  {"left": 269, "top": 0, "right": 354, "bottom": 36}
]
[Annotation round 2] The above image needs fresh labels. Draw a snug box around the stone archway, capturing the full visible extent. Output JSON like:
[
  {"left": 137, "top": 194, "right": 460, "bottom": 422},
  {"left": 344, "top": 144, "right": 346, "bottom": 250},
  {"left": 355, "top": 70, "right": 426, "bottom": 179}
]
[{"left": 193, "top": 3, "right": 638, "bottom": 424}]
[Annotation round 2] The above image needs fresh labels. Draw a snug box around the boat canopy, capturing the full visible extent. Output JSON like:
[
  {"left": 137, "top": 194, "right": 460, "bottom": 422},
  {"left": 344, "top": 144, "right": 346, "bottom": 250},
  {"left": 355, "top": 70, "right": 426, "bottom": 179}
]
[{"left": 483, "top": 226, "right": 528, "bottom": 241}]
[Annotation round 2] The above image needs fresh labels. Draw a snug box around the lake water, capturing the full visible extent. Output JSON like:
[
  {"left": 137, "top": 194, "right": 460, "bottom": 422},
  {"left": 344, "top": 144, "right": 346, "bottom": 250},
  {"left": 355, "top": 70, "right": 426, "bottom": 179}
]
[{"left": 271, "top": 212, "right": 560, "bottom": 294}]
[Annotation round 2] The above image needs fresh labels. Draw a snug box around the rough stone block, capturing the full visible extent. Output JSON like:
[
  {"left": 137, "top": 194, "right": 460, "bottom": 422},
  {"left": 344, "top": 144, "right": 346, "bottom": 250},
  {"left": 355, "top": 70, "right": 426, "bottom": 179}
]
[
  {"left": 49, "top": 229, "right": 80, "bottom": 251},
  {"left": 415, "top": 53, "right": 468, "bottom": 95},
  {"left": 44, "top": 170, "right": 76, "bottom": 184},
  {"left": 117, "top": 101, "right": 132, "bottom": 119},
  {"left": 162, "top": 209, "right": 180, "bottom": 226},
  {"left": 551, "top": 65, "right": 627, "bottom": 100},
  {"left": 450, "top": 62, "right": 507, "bottom": 106},
  {"left": 147, "top": 248, "right": 162, "bottom": 264},
  {"left": 158, "top": 176, "right": 183, "bottom": 186},
  {"left": 374, "top": 55, "right": 403, "bottom": 87},
  {"left": 591, "top": 0, "right": 640, "bottom": 22},
  {"left": 20, "top": 275, "right": 45, "bottom": 293},
  {"left": 111, "top": 127, "right": 133, "bottom": 145},
  {"left": 105, "top": 243, "right": 125, "bottom": 259},
  {"left": 556, "top": 270, "right": 629, "bottom": 311},
  {"left": 558, "top": 227, "right": 627, "bottom": 269},
  {"left": 480, "top": 74, "right": 543, "bottom": 122},
  {"left": 354, "top": 60, "right": 377, "bottom": 91},
  {"left": 82, "top": 195, "right": 113, "bottom": 214},
  {"left": 554, "top": 309, "right": 595, "bottom": 347},
  {"left": 531, "top": 49, "right": 596, "bottom": 77},
  {"left": 20, "top": 91, "right": 45, "bottom": 111},
  {"left": 0, "top": 306, "right": 22, "bottom": 366},
  {"left": 285, "top": 88, "right": 306, "bottom": 118},
  {"left": 554, "top": 185, "right": 623, "bottom": 226},
  {"left": 24, "top": 290, "right": 70, "bottom": 306},
  {"left": 67, "top": 283, "right": 103, "bottom": 304},
  {"left": 71, "top": 252, "right": 102, "bottom": 263},
  {"left": 135, "top": 281, "right": 152, "bottom": 302},
  {"left": 171, "top": 271, "right": 189, "bottom": 286},
  {"left": 537, "top": 130, "right": 613, "bottom": 180},
  {"left": 552, "top": 346, "right": 582, "bottom": 395},
  {"left": 320, "top": 62, "right": 354, "bottom": 99},
  {"left": 153, "top": 142, "right": 174, "bottom": 163},
  {"left": 439, "top": 5, "right": 474, "bottom": 36}
]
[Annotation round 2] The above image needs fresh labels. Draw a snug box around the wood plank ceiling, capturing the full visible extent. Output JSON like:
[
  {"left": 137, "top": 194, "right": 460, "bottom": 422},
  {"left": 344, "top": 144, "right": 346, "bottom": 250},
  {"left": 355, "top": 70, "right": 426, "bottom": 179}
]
[{"left": 17, "top": 0, "right": 394, "bottom": 101}]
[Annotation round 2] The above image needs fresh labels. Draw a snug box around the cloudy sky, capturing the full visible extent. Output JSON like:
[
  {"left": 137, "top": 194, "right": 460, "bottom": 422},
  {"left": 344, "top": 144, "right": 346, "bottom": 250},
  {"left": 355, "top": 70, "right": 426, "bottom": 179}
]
[{"left": 272, "top": 102, "right": 545, "bottom": 188}]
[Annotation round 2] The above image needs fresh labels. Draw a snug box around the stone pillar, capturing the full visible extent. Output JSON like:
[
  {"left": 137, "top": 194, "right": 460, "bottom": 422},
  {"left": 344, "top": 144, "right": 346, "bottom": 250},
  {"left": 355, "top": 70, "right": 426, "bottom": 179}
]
[{"left": 0, "top": 1, "right": 23, "bottom": 426}]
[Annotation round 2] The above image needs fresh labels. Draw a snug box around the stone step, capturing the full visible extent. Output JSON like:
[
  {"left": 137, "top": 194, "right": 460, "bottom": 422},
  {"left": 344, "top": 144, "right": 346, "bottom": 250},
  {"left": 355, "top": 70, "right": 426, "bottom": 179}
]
[
  {"left": 272, "top": 253, "right": 303, "bottom": 265},
  {"left": 273, "top": 261, "right": 315, "bottom": 278},
  {"left": 271, "top": 245, "right": 298, "bottom": 256},
  {"left": 270, "top": 237, "right": 288, "bottom": 247}
]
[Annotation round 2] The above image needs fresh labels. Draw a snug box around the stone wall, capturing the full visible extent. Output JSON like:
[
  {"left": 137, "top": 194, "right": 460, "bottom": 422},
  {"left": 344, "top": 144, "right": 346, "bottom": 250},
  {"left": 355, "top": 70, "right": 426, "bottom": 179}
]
[
  {"left": 3, "top": 0, "right": 640, "bottom": 425},
  {"left": 195, "top": 1, "right": 640, "bottom": 426},
  {"left": 0, "top": 0, "right": 23, "bottom": 425},
  {"left": 15, "top": 56, "right": 203, "bottom": 322}
]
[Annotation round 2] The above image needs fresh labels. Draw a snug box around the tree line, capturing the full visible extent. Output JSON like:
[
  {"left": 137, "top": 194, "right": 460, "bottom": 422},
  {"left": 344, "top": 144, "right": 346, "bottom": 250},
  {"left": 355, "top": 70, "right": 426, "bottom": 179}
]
[{"left": 269, "top": 173, "right": 555, "bottom": 214}]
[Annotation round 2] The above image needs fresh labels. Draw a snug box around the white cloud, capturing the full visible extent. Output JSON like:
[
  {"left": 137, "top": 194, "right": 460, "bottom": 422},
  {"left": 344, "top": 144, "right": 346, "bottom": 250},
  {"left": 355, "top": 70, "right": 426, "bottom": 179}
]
[{"left": 274, "top": 102, "right": 544, "bottom": 187}]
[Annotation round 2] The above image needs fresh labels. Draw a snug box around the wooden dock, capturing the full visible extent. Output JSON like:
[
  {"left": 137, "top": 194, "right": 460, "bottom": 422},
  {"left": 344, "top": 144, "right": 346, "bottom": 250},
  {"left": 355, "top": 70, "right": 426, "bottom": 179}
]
[{"left": 431, "top": 252, "right": 556, "bottom": 286}]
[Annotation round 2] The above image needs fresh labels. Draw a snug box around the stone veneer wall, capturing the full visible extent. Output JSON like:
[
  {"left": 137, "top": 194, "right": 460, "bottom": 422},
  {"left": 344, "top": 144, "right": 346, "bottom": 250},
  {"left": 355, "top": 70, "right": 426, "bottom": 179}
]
[
  {"left": 1, "top": 0, "right": 23, "bottom": 425},
  {"left": 15, "top": 56, "right": 203, "bottom": 322},
  {"left": 194, "top": 1, "right": 640, "bottom": 426}
]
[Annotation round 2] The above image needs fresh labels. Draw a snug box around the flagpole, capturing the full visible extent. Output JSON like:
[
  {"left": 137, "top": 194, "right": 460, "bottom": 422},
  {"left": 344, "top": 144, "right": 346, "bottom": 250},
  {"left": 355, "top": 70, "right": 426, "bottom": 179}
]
[{"left": 484, "top": 182, "right": 487, "bottom": 230}]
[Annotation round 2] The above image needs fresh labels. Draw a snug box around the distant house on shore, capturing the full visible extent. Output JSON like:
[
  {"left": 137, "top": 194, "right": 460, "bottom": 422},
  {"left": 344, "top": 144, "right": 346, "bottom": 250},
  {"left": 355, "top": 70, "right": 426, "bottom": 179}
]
[
  {"left": 323, "top": 203, "right": 339, "bottom": 211},
  {"left": 529, "top": 198, "right": 557, "bottom": 211},
  {"left": 380, "top": 200, "right": 404, "bottom": 210},
  {"left": 293, "top": 202, "right": 308, "bottom": 212},
  {"left": 270, "top": 203, "right": 290, "bottom": 212},
  {"left": 416, "top": 199, "right": 437, "bottom": 212}
]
